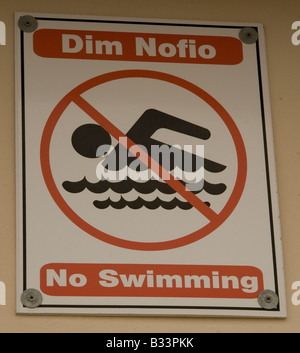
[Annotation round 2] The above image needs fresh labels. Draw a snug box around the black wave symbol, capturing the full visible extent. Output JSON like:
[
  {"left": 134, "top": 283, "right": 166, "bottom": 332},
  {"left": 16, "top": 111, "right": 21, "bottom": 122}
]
[
  {"left": 62, "top": 177, "right": 227, "bottom": 196},
  {"left": 93, "top": 197, "right": 211, "bottom": 210}
]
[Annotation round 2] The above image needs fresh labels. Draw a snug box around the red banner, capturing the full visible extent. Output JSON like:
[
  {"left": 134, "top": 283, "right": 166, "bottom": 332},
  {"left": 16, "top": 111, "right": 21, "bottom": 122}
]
[
  {"left": 33, "top": 29, "right": 243, "bottom": 65},
  {"left": 40, "top": 263, "right": 263, "bottom": 298}
]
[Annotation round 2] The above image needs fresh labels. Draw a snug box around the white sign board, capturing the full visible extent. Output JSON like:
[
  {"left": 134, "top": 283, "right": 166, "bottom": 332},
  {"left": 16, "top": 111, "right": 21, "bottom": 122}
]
[{"left": 15, "top": 12, "right": 286, "bottom": 317}]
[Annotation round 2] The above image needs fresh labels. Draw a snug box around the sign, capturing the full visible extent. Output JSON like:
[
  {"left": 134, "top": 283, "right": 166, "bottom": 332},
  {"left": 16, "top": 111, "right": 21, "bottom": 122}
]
[{"left": 15, "top": 13, "right": 286, "bottom": 317}]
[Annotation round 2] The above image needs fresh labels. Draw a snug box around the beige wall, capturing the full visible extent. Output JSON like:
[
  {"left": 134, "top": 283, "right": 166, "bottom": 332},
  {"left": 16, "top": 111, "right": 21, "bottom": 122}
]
[{"left": 0, "top": 0, "right": 300, "bottom": 332}]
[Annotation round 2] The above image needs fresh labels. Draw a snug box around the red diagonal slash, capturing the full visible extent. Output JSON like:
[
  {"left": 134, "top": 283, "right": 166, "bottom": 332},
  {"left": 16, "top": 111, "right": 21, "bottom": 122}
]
[{"left": 73, "top": 95, "right": 219, "bottom": 222}]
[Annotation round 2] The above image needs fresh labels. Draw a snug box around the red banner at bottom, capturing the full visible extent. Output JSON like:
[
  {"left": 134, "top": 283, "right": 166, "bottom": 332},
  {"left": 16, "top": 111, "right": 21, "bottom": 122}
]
[{"left": 40, "top": 263, "right": 263, "bottom": 298}]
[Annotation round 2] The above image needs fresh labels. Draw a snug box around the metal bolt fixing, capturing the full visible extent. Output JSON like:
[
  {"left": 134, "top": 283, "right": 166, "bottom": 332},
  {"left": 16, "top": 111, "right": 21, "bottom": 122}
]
[
  {"left": 18, "top": 15, "right": 38, "bottom": 33},
  {"left": 21, "top": 288, "right": 43, "bottom": 308},
  {"left": 239, "top": 27, "right": 258, "bottom": 44},
  {"left": 257, "top": 290, "right": 279, "bottom": 310}
]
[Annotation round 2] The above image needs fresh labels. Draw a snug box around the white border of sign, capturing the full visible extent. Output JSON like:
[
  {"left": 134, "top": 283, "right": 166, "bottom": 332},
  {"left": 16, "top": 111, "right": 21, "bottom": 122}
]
[{"left": 15, "top": 12, "right": 286, "bottom": 317}]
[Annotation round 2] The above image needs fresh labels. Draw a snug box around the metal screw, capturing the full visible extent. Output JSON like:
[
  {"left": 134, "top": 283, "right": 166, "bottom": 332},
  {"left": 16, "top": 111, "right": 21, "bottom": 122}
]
[
  {"left": 258, "top": 289, "right": 279, "bottom": 310},
  {"left": 239, "top": 27, "right": 258, "bottom": 44},
  {"left": 21, "top": 288, "right": 43, "bottom": 308},
  {"left": 18, "top": 15, "right": 38, "bottom": 33}
]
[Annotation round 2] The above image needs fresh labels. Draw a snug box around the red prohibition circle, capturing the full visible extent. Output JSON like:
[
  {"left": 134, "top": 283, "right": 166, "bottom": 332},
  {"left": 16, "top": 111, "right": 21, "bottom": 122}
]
[{"left": 40, "top": 69, "right": 247, "bottom": 251}]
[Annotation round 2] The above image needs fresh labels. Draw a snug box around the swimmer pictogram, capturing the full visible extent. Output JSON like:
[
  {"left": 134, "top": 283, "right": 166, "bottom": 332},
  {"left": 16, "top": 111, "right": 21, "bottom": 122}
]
[{"left": 63, "top": 109, "right": 227, "bottom": 210}]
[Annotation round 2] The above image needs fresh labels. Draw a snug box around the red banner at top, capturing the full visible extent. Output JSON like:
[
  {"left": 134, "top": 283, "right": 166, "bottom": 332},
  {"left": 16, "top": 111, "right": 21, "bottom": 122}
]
[{"left": 33, "top": 29, "right": 243, "bottom": 65}]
